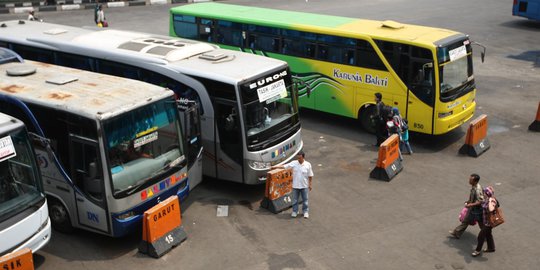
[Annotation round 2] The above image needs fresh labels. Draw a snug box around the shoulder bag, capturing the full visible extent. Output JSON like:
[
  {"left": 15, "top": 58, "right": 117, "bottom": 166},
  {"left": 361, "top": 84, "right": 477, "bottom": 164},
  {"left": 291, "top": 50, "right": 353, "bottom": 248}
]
[{"left": 488, "top": 205, "right": 505, "bottom": 227}]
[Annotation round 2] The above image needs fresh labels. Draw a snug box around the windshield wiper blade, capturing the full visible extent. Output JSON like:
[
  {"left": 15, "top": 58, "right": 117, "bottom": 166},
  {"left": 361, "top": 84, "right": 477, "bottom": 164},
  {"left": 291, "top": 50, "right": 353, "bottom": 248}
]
[
  {"left": 123, "top": 156, "right": 185, "bottom": 196},
  {"left": 124, "top": 177, "right": 153, "bottom": 196}
]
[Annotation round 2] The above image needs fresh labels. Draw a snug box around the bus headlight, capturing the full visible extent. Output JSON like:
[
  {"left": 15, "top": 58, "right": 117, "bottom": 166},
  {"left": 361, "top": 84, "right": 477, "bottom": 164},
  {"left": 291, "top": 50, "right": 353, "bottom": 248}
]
[
  {"left": 117, "top": 211, "right": 135, "bottom": 220},
  {"left": 438, "top": 111, "right": 453, "bottom": 118},
  {"left": 248, "top": 160, "right": 272, "bottom": 170}
]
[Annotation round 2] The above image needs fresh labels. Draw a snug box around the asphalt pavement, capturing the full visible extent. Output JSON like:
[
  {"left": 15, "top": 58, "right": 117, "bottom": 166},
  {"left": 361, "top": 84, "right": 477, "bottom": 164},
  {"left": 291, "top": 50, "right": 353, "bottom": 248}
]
[{"left": 1, "top": 1, "right": 540, "bottom": 269}]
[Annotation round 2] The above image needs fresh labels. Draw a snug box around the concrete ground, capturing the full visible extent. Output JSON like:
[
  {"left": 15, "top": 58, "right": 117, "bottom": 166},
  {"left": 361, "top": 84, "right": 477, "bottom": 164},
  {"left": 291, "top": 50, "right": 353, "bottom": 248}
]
[{"left": 1, "top": 0, "right": 539, "bottom": 269}]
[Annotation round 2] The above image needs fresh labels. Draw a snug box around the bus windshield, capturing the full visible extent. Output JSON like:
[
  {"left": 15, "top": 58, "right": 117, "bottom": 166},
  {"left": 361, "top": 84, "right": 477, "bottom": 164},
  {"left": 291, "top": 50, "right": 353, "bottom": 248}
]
[
  {"left": 0, "top": 128, "right": 43, "bottom": 222},
  {"left": 437, "top": 40, "right": 474, "bottom": 101},
  {"left": 241, "top": 72, "right": 299, "bottom": 150},
  {"left": 104, "top": 99, "right": 184, "bottom": 197}
]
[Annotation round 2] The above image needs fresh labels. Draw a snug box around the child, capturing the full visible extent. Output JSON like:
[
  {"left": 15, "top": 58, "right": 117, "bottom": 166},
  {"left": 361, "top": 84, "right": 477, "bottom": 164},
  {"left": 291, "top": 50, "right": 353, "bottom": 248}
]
[
  {"left": 392, "top": 107, "right": 413, "bottom": 154},
  {"left": 386, "top": 110, "right": 403, "bottom": 161}
]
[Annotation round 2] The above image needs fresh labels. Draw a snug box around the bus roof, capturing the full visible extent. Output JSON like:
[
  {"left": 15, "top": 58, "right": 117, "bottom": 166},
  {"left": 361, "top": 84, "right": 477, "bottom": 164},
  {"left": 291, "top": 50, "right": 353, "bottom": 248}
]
[
  {"left": 0, "top": 20, "right": 288, "bottom": 84},
  {"left": 0, "top": 60, "right": 174, "bottom": 120},
  {"left": 171, "top": 3, "right": 461, "bottom": 45}
]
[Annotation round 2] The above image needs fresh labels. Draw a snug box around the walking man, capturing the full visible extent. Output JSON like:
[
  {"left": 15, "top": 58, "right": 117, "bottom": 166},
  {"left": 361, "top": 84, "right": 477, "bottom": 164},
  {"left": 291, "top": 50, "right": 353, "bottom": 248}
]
[
  {"left": 449, "top": 173, "right": 484, "bottom": 239},
  {"left": 271, "top": 151, "right": 314, "bottom": 218},
  {"left": 372, "top": 92, "right": 387, "bottom": 146}
]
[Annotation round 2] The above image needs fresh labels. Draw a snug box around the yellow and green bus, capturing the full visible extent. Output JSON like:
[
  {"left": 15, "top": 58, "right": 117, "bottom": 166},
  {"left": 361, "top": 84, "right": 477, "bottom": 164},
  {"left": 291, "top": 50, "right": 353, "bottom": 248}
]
[{"left": 170, "top": 3, "right": 479, "bottom": 135}]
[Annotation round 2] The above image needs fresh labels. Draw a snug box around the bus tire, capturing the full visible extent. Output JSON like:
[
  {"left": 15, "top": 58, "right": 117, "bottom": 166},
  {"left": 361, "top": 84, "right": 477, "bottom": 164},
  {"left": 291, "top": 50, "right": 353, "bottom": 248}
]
[
  {"left": 48, "top": 198, "right": 74, "bottom": 233},
  {"left": 359, "top": 105, "right": 376, "bottom": 134}
]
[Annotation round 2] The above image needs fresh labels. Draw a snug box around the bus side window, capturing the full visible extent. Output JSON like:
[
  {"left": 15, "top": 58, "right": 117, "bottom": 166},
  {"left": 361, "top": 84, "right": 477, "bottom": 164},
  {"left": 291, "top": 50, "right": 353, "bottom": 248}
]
[
  {"left": 348, "top": 51, "right": 355, "bottom": 65},
  {"left": 317, "top": 44, "right": 328, "bottom": 61},
  {"left": 217, "top": 20, "right": 244, "bottom": 47},
  {"left": 140, "top": 70, "right": 204, "bottom": 115},
  {"left": 199, "top": 18, "right": 214, "bottom": 42},
  {"left": 411, "top": 61, "right": 435, "bottom": 105},
  {"left": 305, "top": 43, "right": 316, "bottom": 58},
  {"left": 357, "top": 40, "right": 387, "bottom": 71},
  {"left": 248, "top": 35, "right": 256, "bottom": 49},
  {"left": 173, "top": 14, "right": 198, "bottom": 39},
  {"left": 97, "top": 59, "right": 141, "bottom": 80},
  {"left": 10, "top": 44, "right": 54, "bottom": 63},
  {"left": 328, "top": 47, "right": 339, "bottom": 63},
  {"left": 56, "top": 52, "right": 93, "bottom": 71},
  {"left": 71, "top": 137, "right": 103, "bottom": 202}
]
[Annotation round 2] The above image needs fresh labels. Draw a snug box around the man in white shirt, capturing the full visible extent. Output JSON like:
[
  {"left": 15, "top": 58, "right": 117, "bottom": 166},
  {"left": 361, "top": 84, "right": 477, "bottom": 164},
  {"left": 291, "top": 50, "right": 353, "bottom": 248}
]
[{"left": 272, "top": 151, "right": 314, "bottom": 218}]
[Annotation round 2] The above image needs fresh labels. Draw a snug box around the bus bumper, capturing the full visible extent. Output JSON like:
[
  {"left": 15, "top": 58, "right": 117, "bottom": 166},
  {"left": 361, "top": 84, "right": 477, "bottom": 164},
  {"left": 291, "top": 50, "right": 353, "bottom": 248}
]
[
  {"left": 435, "top": 100, "right": 476, "bottom": 135},
  {"left": 244, "top": 133, "right": 304, "bottom": 185},
  {"left": 17, "top": 217, "right": 51, "bottom": 254},
  {"left": 110, "top": 179, "right": 189, "bottom": 237}
]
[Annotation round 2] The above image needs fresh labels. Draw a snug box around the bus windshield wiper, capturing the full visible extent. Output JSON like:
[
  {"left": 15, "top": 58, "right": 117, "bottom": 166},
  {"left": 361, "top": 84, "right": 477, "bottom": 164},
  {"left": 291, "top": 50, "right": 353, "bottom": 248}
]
[{"left": 123, "top": 156, "right": 184, "bottom": 196}]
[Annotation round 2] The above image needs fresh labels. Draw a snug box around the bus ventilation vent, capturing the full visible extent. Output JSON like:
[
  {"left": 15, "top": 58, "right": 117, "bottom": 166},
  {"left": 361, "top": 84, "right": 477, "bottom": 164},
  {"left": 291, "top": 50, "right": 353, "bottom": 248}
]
[
  {"left": 46, "top": 75, "right": 78, "bottom": 85},
  {"left": 142, "top": 38, "right": 186, "bottom": 47},
  {"left": 381, "top": 20, "right": 404, "bottom": 29},
  {"left": 44, "top": 28, "right": 68, "bottom": 35},
  {"left": 199, "top": 51, "right": 227, "bottom": 61},
  {"left": 6, "top": 64, "right": 36, "bottom": 76}
]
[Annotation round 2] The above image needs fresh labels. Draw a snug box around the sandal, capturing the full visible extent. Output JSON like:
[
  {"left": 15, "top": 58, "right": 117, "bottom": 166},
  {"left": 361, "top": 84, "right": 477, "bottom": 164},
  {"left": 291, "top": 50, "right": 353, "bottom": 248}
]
[
  {"left": 483, "top": 248, "right": 495, "bottom": 253},
  {"left": 471, "top": 251, "right": 481, "bottom": 257}
]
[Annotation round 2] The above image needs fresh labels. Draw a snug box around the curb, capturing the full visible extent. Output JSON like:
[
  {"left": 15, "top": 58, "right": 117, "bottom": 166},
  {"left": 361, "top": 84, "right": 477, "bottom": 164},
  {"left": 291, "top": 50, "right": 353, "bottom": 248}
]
[{"left": 1, "top": 0, "right": 191, "bottom": 14}]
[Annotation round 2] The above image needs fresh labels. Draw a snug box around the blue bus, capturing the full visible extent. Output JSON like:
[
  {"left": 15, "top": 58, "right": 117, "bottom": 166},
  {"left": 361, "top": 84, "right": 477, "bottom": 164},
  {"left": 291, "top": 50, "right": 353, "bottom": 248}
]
[{"left": 513, "top": 0, "right": 540, "bottom": 21}]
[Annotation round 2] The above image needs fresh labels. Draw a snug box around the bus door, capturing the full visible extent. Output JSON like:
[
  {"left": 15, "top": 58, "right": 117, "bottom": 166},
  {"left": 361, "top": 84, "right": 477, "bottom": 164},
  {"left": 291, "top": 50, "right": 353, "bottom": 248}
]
[
  {"left": 406, "top": 62, "right": 435, "bottom": 134},
  {"left": 178, "top": 101, "right": 203, "bottom": 189},
  {"left": 69, "top": 135, "right": 109, "bottom": 234},
  {"left": 214, "top": 99, "right": 243, "bottom": 182}
]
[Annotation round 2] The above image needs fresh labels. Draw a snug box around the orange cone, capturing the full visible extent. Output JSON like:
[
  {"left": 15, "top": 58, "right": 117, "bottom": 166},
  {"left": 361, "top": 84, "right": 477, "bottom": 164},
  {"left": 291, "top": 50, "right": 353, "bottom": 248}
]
[
  {"left": 459, "top": 114, "right": 490, "bottom": 157},
  {"left": 529, "top": 102, "right": 540, "bottom": 132}
]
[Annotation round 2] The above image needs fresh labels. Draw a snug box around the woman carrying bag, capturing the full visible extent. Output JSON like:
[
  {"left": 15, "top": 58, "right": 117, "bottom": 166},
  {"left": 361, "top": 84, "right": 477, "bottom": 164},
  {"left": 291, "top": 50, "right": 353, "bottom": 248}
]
[{"left": 472, "top": 186, "right": 498, "bottom": 257}]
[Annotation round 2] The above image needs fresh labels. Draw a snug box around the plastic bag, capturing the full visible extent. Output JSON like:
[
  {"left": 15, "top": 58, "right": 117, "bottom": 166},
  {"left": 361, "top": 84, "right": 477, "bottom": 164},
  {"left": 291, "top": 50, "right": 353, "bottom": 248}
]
[{"left": 459, "top": 207, "right": 477, "bottom": 225}]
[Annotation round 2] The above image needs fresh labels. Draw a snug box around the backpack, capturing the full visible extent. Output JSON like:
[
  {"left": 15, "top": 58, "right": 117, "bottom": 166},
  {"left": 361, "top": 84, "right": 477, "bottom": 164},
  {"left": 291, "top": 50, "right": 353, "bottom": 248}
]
[{"left": 401, "top": 118, "right": 409, "bottom": 132}]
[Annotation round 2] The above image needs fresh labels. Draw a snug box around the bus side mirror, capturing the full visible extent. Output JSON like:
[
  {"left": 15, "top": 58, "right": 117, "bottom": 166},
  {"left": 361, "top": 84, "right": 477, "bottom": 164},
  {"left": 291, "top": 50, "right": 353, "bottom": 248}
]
[
  {"left": 293, "top": 77, "right": 312, "bottom": 98},
  {"left": 472, "top": 41, "right": 486, "bottom": 63}
]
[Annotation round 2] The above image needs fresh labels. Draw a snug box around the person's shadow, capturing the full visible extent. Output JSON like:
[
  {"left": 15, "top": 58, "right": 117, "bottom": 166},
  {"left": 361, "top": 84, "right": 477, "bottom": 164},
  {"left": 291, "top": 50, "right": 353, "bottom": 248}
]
[{"left": 444, "top": 231, "right": 488, "bottom": 263}]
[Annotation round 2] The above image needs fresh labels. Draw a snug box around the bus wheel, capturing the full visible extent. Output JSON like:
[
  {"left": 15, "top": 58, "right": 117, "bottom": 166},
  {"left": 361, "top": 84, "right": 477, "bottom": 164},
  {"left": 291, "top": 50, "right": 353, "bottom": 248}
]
[
  {"left": 359, "top": 106, "right": 376, "bottom": 134},
  {"left": 48, "top": 198, "right": 73, "bottom": 233}
]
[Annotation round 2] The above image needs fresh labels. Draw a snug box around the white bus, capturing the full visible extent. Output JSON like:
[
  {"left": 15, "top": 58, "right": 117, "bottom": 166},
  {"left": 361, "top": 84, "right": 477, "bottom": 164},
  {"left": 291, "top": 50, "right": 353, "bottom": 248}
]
[
  {"left": 0, "top": 48, "right": 189, "bottom": 237},
  {"left": 0, "top": 110, "right": 51, "bottom": 256},
  {"left": 0, "top": 20, "right": 303, "bottom": 185}
]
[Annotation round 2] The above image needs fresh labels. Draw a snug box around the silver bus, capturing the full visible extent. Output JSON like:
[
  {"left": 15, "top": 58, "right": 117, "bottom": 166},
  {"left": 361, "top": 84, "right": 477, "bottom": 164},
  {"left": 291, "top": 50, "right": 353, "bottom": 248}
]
[
  {"left": 0, "top": 20, "right": 303, "bottom": 185},
  {"left": 0, "top": 48, "right": 188, "bottom": 237}
]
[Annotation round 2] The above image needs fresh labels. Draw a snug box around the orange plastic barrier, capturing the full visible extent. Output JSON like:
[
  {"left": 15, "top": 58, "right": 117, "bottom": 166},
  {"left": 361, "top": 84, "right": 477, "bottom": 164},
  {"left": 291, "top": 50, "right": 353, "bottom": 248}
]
[
  {"left": 260, "top": 168, "right": 294, "bottom": 213},
  {"left": 459, "top": 114, "right": 490, "bottom": 157},
  {"left": 369, "top": 134, "right": 403, "bottom": 181},
  {"left": 528, "top": 102, "right": 540, "bottom": 132},
  {"left": 0, "top": 248, "right": 33, "bottom": 270},
  {"left": 138, "top": 195, "right": 187, "bottom": 258}
]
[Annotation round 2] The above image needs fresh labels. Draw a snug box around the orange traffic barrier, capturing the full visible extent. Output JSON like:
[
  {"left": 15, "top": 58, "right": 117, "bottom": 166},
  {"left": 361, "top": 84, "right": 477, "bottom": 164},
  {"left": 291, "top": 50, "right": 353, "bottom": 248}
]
[
  {"left": 528, "top": 102, "right": 540, "bottom": 132},
  {"left": 138, "top": 195, "right": 187, "bottom": 258},
  {"left": 369, "top": 134, "right": 403, "bottom": 181},
  {"left": 260, "top": 168, "right": 294, "bottom": 213},
  {"left": 459, "top": 114, "right": 490, "bottom": 157},
  {"left": 0, "top": 248, "right": 34, "bottom": 270}
]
